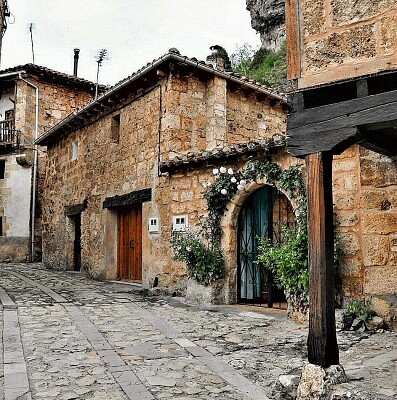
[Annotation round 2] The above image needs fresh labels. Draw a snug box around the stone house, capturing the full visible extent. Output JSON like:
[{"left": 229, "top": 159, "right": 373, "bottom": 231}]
[
  {"left": 0, "top": 63, "right": 100, "bottom": 262},
  {"left": 286, "top": 0, "right": 397, "bottom": 326},
  {"left": 37, "top": 39, "right": 397, "bottom": 320},
  {"left": 36, "top": 48, "right": 294, "bottom": 303}
]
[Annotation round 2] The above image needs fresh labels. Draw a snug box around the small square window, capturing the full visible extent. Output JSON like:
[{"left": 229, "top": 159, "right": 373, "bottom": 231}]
[
  {"left": 148, "top": 217, "right": 159, "bottom": 233},
  {"left": 0, "top": 160, "right": 5, "bottom": 179},
  {"left": 72, "top": 140, "right": 79, "bottom": 160},
  {"left": 172, "top": 215, "right": 188, "bottom": 231}
]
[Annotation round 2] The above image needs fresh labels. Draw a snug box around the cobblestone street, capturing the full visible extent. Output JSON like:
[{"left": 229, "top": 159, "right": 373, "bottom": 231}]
[{"left": 0, "top": 264, "right": 396, "bottom": 400}]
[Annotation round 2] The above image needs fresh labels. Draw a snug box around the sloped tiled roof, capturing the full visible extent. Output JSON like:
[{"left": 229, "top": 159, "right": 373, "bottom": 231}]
[
  {"left": 0, "top": 63, "right": 108, "bottom": 91},
  {"left": 36, "top": 48, "right": 287, "bottom": 146},
  {"left": 112, "top": 48, "right": 286, "bottom": 99},
  {"left": 159, "top": 138, "right": 287, "bottom": 173}
]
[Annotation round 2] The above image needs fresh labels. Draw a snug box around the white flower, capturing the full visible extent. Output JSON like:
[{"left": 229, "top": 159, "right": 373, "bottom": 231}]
[
  {"left": 186, "top": 246, "right": 192, "bottom": 252},
  {"left": 231, "top": 177, "right": 237, "bottom": 183},
  {"left": 239, "top": 179, "right": 247, "bottom": 186},
  {"left": 228, "top": 168, "right": 234, "bottom": 175},
  {"left": 220, "top": 166, "right": 227, "bottom": 174},
  {"left": 220, "top": 189, "right": 228, "bottom": 195},
  {"left": 237, "top": 184, "right": 244, "bottom": 191},
  {"left": 202, "top": 182, "right": 207, "bottom": 188},
  {"left": 213, "top": 168, "right": 219, "bottom": 175}
]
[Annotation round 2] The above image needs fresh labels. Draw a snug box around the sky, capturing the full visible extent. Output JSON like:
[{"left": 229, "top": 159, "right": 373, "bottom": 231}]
[{"left": 2, "top": 0, "right": 260, "bottom": 86}]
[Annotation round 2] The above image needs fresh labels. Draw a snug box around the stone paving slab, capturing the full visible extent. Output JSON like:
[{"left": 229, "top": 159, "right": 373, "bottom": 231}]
[{"left": 0, "top": 263, "right": 396, "bottom": 400}]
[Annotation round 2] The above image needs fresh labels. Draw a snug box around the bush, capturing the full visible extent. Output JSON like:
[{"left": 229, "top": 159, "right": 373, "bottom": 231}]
[
  {"left": 171, "top": 230, "right": 224, "bottom": 285},
  {"left": 231, "top": 42, "right": 288, "bottom": 92},
  {"left": 257, "top": 225, "right": 309, "bottom": 298},
  {"left": 346, "top": 299, "right": 376, "bottom": 332}
]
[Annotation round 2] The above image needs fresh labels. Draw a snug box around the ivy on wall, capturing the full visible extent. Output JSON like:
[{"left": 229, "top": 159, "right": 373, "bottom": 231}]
[{"left": 171, "top": 158, "right": 308, "bottom": 287}]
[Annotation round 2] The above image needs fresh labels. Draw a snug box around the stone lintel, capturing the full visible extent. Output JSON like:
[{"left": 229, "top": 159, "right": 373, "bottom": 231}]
[{"left": 64, "top": 200, "right": 88, "bottom": 216}]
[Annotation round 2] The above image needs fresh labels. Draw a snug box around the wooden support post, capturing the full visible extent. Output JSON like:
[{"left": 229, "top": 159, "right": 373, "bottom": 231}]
[{"left": 306, "top": 152, "right": 339, "bottom": 368}]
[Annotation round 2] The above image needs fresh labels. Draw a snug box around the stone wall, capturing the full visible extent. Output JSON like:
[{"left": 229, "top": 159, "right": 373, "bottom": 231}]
[
  {"left": 160, "top": 73, "right": 285, "bottom": 159},
  {"left": 359, "top": 149, "right": 397, "bottom": 322},
  {"left": 333, "top": 145, "right": 397, "bottom": 322},
  {"left": 41, "top": 73, "right": 287, "bottom": 300},
  {"left": 226, "top": 89, "right": 285, "bottom": 144},
  {"left": 288, "top": 0, "right": 397, "bottom": 88}
]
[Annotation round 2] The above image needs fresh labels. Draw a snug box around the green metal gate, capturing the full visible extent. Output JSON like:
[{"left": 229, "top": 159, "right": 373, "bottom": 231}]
[{"left": 238, "top": 186, "right": 295, "bottom": 307}]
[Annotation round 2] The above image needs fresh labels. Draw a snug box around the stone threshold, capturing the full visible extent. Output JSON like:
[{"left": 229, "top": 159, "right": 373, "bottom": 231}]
[{"left": 107, "top": 280, "right": 143, "bottom": 289}]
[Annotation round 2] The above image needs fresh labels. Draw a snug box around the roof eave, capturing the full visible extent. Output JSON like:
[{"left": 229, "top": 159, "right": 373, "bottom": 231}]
[{"left": 36, "top": 53, "right": 286, "bottom": 146}]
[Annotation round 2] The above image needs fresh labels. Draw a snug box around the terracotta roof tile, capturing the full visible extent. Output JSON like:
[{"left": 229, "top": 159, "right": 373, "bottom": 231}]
[
  {"left": 0, "top": 63, "right": 108, "bottom": 91},
  {"left": 159, "top": 138, "right": 286, "bottom": 174}
]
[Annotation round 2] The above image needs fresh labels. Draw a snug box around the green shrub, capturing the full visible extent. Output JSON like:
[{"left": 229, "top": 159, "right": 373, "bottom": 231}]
[
  {"left": 231, "top": 42, "right": 287, "bottom": 91},
  {"left": 171, "top": 230, "right": 224, "bottom": 285},
  {"left": 346, "top": 299, "right": 376, "bottom": 332},
  {"left": 257, "top": 224, "right": 309, "bottom": 298}
]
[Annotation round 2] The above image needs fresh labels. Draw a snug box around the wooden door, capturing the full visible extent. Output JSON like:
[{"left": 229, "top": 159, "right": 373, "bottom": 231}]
[
  {"left": 73, "top": 213, "right": 81, "bottom": 272},
  {"left": 117, "top": 205, "right": 142, "bottom": 281}
]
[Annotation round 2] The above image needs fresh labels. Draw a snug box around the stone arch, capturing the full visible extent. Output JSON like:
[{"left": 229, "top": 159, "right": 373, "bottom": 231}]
[{"left": 220, "top": 177, "right": 300, "bottom": 304}]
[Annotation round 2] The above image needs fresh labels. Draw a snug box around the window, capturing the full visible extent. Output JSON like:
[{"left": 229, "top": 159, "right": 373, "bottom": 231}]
[
  {"left": 111, "top": 114, "right": 121, "bottom": 143},
  {"left": 72, "top": 140, "right": 79, "bottom": 161},
  {"left": 0, "top": 217, "right": 3, "bottom": 236},
  {"left": 172, "top": 215, "right": 189, "bottom": 231},
  {"left": 148, "top": 217, "right": 159, "bottom": 233},
  {"left": 0, "top": 160, "right": 5, "bottom": 179}
]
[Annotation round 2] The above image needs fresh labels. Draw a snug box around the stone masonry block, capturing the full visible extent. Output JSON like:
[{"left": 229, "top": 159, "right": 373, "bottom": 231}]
[
  {"left": 305, "top": 25, "right": 376, "bottom": 72},
  {"left": 339, "top": 233, "right": 361, "bottom": 256},
  {"left": 360, "top": 190, "right": 389, "bottom": 210},
  {"left": 362, "top": 212, "right": 397, "bottom": 235},
  {"left": 364, "top": 266, "right": 397, "bottom": 295},
  {"left": 371, "top": 296, "right": 393, "bottom": 320},
  {"left": 331, "top": 0, "right": 395, "bottom": 26},
  {"left": 360, "top": 157, "right": 397, "bottom": 188},
  {"left": 333, "top": 191, "right": 358, "bottom": 210},
  {"left": 335, "top": 210, "right": 359, "bottom": 227},
  {"left": 332, "top": 159, "right": 357, "bottom": 172},
  {"left": 362, "top": 235, "right": 389, "bottom": 266},
  {"left": 381, "top": 12, "right": 397, "bottom": 56},
  {"left": 303, "top": 0, "right": 326, "bottom": 36},
  {"left": 339, "top": 257, "right": 361, "bottom": 277}
]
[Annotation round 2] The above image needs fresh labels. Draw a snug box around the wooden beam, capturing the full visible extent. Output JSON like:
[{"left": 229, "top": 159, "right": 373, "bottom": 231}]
[
  {"left": 356, "top": 79, "right": 368, "bottom": 98},
  {"left": 286, "top": 0, "right": 301, "bottom": 80},
  {"left": 361, "top": 129, "right": 397, "bottom": 156},
  {"left": 288, "top": 88, "right": 397, "bottom": 130},
  {"left": 306, "top": 152, "right": 339, "bottom": 368},
  {"left": 287, "top": 126, "right": 361, "bottom": 157}
]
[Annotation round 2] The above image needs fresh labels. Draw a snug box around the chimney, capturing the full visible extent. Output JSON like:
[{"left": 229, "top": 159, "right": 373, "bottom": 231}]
[
  {"left": 206, "top": 45, "right": 225, "bottom": 71},
  {"left": 73, "top": 48, "right": 80, "bottom": 77}
]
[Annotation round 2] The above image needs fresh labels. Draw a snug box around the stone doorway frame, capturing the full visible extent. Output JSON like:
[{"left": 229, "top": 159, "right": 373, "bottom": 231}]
[{"left": 220, "top": 179, "right": 300, "bottom": 304}]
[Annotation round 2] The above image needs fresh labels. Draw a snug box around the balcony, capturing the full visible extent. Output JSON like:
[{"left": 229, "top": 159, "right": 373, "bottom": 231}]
[{"left": 0, "top": 120, "right": 19, "bottom": 148}]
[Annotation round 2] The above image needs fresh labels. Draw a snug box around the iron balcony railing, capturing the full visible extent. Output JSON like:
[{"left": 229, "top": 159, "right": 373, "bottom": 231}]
[{"left": 0, "top": 120, "right": 19, "bottom": 147}]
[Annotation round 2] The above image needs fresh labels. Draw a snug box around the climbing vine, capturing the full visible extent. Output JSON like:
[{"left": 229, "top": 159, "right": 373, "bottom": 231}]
[{"left": 171, "top": 158, "right": 308, "bottom": 286}]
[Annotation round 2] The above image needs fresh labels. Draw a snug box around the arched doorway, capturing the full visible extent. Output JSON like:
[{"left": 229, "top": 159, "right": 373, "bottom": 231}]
[{"left": 237, "top": 186, "right": 296, "bottom": 307}]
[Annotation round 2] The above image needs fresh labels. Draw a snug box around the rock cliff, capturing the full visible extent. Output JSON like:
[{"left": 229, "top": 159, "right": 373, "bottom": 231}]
[{"left": 246, "top": 0, "right": 286, "bottom": 51}]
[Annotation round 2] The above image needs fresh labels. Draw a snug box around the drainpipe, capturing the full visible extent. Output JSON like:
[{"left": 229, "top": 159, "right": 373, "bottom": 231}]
[{"left": 18, "top": 74, "right": 39, "bottom": 262}]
